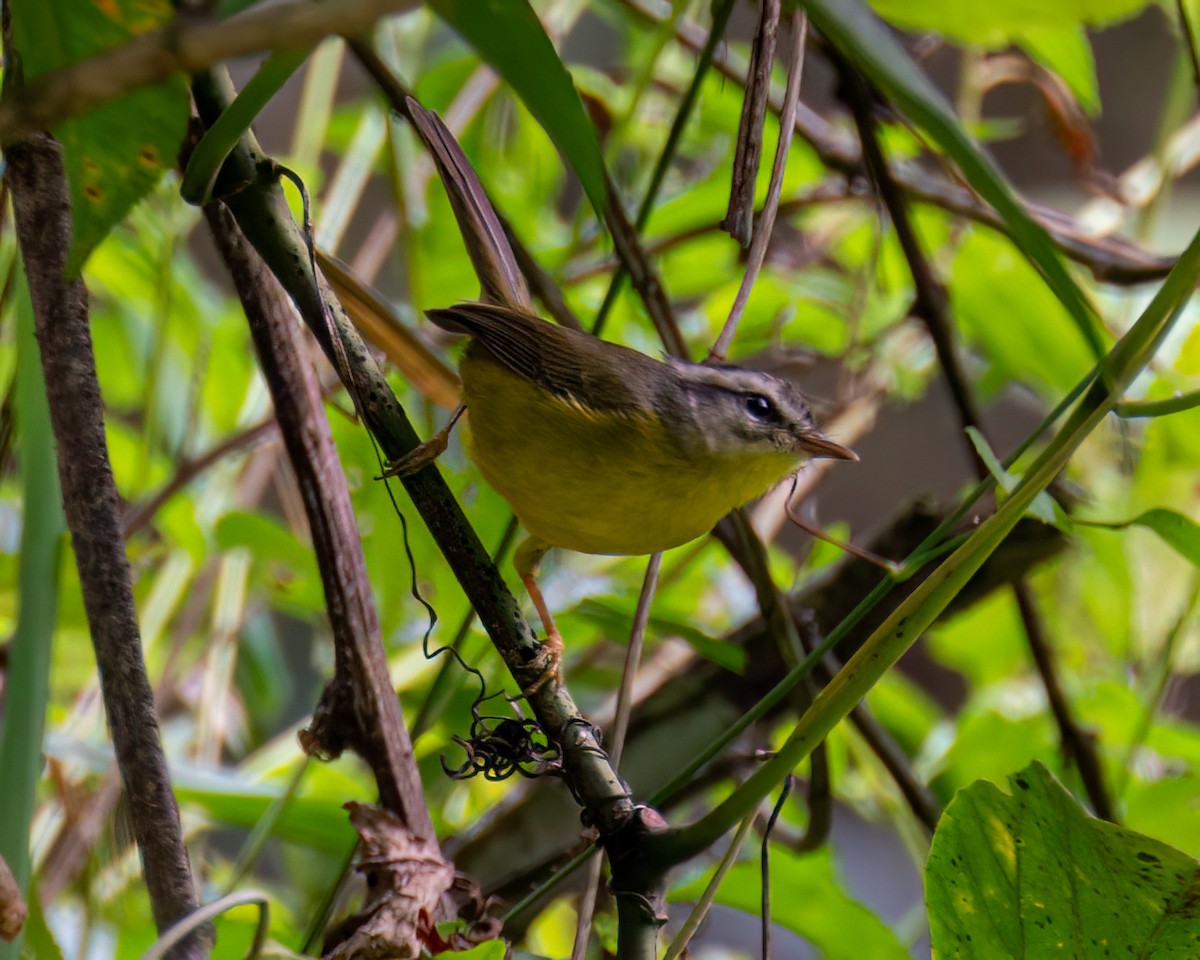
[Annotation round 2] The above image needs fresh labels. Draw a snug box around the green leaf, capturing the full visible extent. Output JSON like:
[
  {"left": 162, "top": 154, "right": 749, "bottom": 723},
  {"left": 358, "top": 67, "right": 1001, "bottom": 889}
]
[
  {"left": 671, "top": 847, "right": 909, "bottom": 960},
  {"left": 952, "top": 229, "right": 1098, "bottom": 398},
  {"left": 1076, "top": 508, "right": 1200, "bottom": 569},
  {"left": 0, "top": 272, "right": 65, "bottom": 960},
  {"left": 868, "top": 0, "right": 1147, "bottom": 46},
  {"left": 927, "top": 762, "right": 1200, "bottom": 958},
  {"left": 11, "top": 0, "right": 189, "bottom": 274},
  {"left": 20, "top": 891, "right": 65, "bottom": 960},
  {"left": 1125, "top": 775, "right": 1200, "bottom": 860},
  {"left": 181, "top": 47, "right": 312, "bottom": 205},
  {"left": 216, "top": 512, "right": 315, "bottom": 570},
  {"left": 425, "top": 0, "right": 608, "bottom": 218},
  {"left": 175, "top": 781, "right": 359, "bottom": 855},
  {"left": 930, "top": 711, "right": 1056, "bottom": 799},
  {"left": 800, "top": 0, "right": 1106, "bottom": 357},
  {"left": 964, "top": 427, "right": 1065, "bottom": 528},
  {"left": 214, "top": 512, "right": 325, "bottom": 614},
  {"left": 431, "top": 941, "right": 507, "bottom": 960}
]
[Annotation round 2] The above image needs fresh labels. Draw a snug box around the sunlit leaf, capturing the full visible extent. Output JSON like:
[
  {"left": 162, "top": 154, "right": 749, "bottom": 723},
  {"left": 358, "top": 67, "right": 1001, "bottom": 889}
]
[
  {"left": 1020, "top": 25, "right": 1100, "bottom": 115},
  {"left": 927, "top": 763, "right": 1200, "bottom": 958},
  {"left": 869, "top": 0, "right": 1147, "bottom": 45},
  {"left": 12, "top": 0, "right": 189, "bottom": 274}
]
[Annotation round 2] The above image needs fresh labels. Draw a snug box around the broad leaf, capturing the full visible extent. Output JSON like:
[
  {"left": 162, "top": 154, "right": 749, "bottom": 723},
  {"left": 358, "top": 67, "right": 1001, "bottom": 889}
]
[
  {"left": 869, "top": 0, "right": 1147, "bottom": 47},
  {"left": 11, "top": 0, "right": 189, "bottom": 274},
  {"left": 927, "top": 763, "right": 1200, "bottom": 958}
]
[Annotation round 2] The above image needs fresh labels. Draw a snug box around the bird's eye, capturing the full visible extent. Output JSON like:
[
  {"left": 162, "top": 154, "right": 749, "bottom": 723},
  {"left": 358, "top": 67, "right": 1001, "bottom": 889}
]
[{"left": 744, "top": 393, "right": 775, "bottom": 420}]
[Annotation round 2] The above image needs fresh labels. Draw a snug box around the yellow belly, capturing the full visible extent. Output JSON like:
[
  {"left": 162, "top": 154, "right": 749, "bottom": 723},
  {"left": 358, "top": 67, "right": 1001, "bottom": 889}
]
[{"left": 461, "top": 352, "right": 799, "bottom": 556}]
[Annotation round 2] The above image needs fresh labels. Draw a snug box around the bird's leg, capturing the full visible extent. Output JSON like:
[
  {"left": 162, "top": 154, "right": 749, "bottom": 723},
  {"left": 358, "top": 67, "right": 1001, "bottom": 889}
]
[
  {"left": 379, "top": 404, "right": 466, "bottom": 479},
  {"left": 515, "top": 538, "right": 561, "bottom": 695}
]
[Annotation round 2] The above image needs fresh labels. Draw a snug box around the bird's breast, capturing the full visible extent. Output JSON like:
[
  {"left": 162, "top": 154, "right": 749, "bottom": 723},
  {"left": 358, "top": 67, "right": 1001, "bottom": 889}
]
[{"left": 460, "top": 351, "right": 799, "bottom": 556}]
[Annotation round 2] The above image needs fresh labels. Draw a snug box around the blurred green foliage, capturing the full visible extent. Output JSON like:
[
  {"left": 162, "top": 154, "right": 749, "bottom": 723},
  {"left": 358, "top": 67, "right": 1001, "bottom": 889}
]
[{"left": 3, "top": 0, "right": 1200, "bottom": 957}]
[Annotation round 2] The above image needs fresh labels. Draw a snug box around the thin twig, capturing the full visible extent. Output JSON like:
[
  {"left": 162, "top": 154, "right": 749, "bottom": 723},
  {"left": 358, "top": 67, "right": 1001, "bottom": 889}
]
[
  {"left": 570, "top": 552, "right": 662, "bottom": 960},
  {"left": 722, "top": 0, "right": 781, "bottom": 247},
  {"left": 1115, "top": 390, "right": 1200, "bottom": 418},
  {"left": 122, "top": 414, "right": 278, "bottom": 538},
  {"left": 760, "top": 777, "right": 794, "bottom": 960},
  {"left": 1014, "top": 585, "right": 1114, "bottom": 821},
  {"left": 616, "top": 0, "right": 1175, "bottom": 285},
  {"left": 661, "top": 814, "right": 756, "bottom": 960},
  {"left": 591, "top": 0, "right": 736, "bottom": 340},
  {"left": 837, "top": 51, "right": 984, "bottom": 468},
  {"left": 710, "top": 12, "right": 806, "bottom": 360},
  {"left": 611, "top": 553, "right": 664, "bottom": 770}
]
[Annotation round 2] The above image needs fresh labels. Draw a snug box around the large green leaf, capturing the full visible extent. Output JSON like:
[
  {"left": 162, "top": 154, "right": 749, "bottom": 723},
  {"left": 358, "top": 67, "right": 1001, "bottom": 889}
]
[
  {"left": 425, "top": 0, "right": 608, "bottom": 218},
  {"left": 0, "top": 273, "right": 65, "bottom": 960},
  {"left": 927, "top": 763, "right": 1200, "bottom": 958},
  {"left": 800, "top": 0, "right": 1106, "bottom": 356},
  {"left": 868, "top": 0, "right": 1147, "bottom": 46},
  {"left": 10, "top": 0, "right": 189, "bottom": 274},
  {"left": 175, "top": 783, "right": 358, "bottom": 855}
]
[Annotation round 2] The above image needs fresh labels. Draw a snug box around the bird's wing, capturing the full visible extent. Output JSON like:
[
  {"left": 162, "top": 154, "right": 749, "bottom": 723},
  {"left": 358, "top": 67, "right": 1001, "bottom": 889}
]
[{"left": 427, "top": 303, "right": 662, "bottom": 415}]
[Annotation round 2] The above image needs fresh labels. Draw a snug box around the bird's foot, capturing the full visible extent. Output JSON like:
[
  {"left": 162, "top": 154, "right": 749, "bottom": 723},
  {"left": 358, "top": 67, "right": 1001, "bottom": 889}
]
[
  {"left": 522, "top": 629, "right": 563, "bottom": 698},
  {"left": 379, "top": 404, "right": 465, "bottom": 479}
]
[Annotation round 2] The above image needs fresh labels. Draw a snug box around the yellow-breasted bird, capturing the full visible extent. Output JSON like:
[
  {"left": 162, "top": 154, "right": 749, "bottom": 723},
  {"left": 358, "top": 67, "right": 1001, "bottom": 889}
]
[{"left": 412, "top": 301, "right": 857, "bottom": 676}]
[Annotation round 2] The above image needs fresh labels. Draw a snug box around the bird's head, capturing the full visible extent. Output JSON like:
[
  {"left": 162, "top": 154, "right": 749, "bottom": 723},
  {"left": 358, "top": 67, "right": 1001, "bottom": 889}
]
[{"left": 670, "top": 361, "right": 858, "bottom": 463}]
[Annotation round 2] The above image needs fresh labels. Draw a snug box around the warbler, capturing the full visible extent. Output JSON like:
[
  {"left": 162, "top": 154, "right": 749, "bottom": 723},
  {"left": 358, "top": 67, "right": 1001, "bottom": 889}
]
[{"left": 410, "top": 301, "right": 857, "bottom": 669}]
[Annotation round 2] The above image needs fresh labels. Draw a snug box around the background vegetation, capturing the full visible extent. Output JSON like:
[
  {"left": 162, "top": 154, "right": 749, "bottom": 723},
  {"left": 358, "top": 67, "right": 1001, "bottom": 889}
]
[{"left": 2, "top": 0, "right": 1200, "bottom": 958}]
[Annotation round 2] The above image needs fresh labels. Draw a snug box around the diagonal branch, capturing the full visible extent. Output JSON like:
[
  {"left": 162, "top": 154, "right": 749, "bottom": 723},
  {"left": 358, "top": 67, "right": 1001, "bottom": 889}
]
[
  {"left": 188, "top": 68, "right": 634, "bottom": 838},
  {"left": 203, "top": 194, "right": 434, "bottom": 835}
]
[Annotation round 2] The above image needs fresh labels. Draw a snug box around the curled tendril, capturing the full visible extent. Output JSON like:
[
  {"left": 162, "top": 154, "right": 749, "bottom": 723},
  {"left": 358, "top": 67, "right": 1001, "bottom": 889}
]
[{"left": 442, "top": 698, "right": 562, "bottom": 781}]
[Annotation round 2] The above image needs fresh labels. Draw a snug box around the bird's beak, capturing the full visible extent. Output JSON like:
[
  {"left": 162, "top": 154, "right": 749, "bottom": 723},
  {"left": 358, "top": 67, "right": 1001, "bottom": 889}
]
[{"left": 799, "top": 431, "right": 859, "bottom": 462}]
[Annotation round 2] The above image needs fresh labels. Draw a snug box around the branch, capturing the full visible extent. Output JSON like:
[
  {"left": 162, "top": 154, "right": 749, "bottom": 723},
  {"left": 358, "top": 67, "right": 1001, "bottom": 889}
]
[
  {"left": 202, "top": 193, "right": 434, "bottom": 835},
  {"left": 7, "top": 132, "right": 208, "bottom": 958},
  {"left": 615, "top": 0, "right": 1177, "bottom": 286},
  {"left": 0, "top": 0, "right": 419, "bottom": 145},
  {"left": 188, "top": 69, "right": 633, "bottom": 837}
]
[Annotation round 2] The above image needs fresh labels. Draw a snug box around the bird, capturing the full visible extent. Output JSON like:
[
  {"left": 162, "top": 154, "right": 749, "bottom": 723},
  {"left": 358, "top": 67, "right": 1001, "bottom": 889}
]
[{"left": 393, "top": 300, "right": 857, "bottom": 688}]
